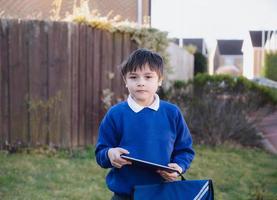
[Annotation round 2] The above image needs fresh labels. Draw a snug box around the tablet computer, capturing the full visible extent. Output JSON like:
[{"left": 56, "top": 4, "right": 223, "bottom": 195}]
[{"left": 120, "top": 155, "right": 179, "bottom": 173}]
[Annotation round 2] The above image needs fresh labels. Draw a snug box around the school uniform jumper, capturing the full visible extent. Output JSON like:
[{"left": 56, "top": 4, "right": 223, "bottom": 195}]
[{"left": 95, "top": 95, "right": 195, "bottom": 196}]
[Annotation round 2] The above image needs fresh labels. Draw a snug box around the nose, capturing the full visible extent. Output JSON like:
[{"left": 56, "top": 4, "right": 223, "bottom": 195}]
[{"left": 137, "top": 77, "right": 145, "bottom": 86}]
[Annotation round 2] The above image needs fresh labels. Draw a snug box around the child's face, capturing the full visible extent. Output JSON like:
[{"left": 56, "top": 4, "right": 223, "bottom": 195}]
[{"left": 125, "top": 64, "right": 162, "bottom": 106}]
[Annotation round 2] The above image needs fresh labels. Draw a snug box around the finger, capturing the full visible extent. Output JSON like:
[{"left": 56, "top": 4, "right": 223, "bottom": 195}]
[
  {"left": 161, "top": 171, "right": 178, "bottom": 180},
  {"left": 168, "top": 163, "right": 178, "bottom": 168},
  {"left": 168, "top": 172, "right": 178, "bottom": 179},
  {"left": 112, "top": 162, "right": 122, "bottom": 168},
  {"left": 168, "top": 163, "right": 182, "bottom": 174},
  {"left": 163, "top": 174, "right": 174, "bottom": 181},
  {"left": 117, "top": 157, "right": 132, "bottom": 165},
  {"left": 158, "top": 171, "right": 171, "bottom": 180},
  {"left": 159, "top": 170, "right": 172, "bottom": 176},
  {"left": 116, "top": 148, "right": 129, "bottom": 154},
  {"left": 121, "top": 160, "right": 132, "bottom": 165}
]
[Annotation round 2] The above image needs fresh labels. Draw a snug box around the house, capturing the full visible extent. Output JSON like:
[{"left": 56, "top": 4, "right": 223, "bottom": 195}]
[
  {"left": 171, "top": 38, "right": 208, "bottom": 56},
  {"left": 213, "top": 40, "right": 243, "bottom": 75},
  {"left": 166, "top": 42, "right": 194, "bottom": 82},
  {"left": 180, "top": 38, "right": 208, "bottom": 57},
  {"left": 0, "top": 0, "right": 151, "bottom": 24},
  {"left": 264, "top": 30, "right": 277, "bottom": 51},
  {"left": 242, "top": 30, "right": 275, "bottom": 79},
  {"left": 172, "top": 38, "right": 208, "bottom": 74}
]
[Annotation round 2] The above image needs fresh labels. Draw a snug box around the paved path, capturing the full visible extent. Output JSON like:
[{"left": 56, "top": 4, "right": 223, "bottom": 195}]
[{"left": 259, "top": 110, "right": 277, "bottom": 154}]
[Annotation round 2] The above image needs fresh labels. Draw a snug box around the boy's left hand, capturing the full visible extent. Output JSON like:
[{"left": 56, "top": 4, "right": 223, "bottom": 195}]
[{"left": 157, "top": 163, "right": 182, "bottom": 181}]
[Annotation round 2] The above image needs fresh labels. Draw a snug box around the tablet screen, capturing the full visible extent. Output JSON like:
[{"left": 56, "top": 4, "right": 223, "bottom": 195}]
[{"left": 120, "top": 155, "right": 179, "bottom": 173}]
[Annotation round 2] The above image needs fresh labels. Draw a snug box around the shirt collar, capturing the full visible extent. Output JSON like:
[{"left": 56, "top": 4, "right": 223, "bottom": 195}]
[{"left": 127, "top": 94, "right": 160, "bottom": 113}]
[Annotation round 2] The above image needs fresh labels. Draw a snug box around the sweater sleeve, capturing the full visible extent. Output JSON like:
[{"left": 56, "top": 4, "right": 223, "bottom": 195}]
[
  {"left": 171, "top": 108, "right": 195, "bottom": 173},
  {"left": 95, "top": 111, "right": 119, "bottom": 168}
]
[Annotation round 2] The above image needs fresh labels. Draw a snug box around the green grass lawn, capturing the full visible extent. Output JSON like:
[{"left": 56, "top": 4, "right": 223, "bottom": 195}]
[{"left": 0, "top": 145, "right": 276, "bottom": 200}]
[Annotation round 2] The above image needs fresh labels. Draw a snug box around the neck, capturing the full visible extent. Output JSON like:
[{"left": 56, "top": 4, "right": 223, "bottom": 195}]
[{"left": 132, "top": 95, "right": 155, "bottom": 107}]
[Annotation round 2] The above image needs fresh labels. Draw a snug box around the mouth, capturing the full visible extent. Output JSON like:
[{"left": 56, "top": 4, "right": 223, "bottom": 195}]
[{"left": 136, "top": 90, "right": 147, "bottom": 93}]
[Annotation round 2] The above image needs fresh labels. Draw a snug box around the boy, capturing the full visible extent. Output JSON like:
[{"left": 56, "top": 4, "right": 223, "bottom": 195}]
[{"left": 95, "top": 48, "right": 194, "bottom": 200}]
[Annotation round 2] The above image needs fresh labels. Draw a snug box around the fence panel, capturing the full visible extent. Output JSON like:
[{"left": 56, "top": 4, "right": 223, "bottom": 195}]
[
  {"left": 28, "top": 20, "right": 49, "bottom": 146},
  {"left": 0, "top": 19, "right": 137, "bottom": 148},
  {"left": 112, "top": 32, "right": 125, "bottom": 101},
  {"left": 78, "top": 24, "right": 87, "bottom": 146},
  {"left": 8, "top": 19, "right": 29, "bottom": 145},
  {"left": 70, "top": 23, "right": 79, "bottom": 148},
  {"left": 59, "top": 21, "right": 72, "bottom": 148},
  {"left": 47, "top": 21, "right": 71, "bottom": 147},
  {"left": 0, "top": 19, "right": 10, "bottom": 146},
  {"left": 0, "top": 20, "right": 2, "bottom": 144},
  {"left": 91, "top": 28, "right": 102, "bottom": 146},
  {"left": 101, "top": 30, "right": 113, "bottom": 114},
  {"left": 85, "top": 26, "right": 94, "bottom": 145}
]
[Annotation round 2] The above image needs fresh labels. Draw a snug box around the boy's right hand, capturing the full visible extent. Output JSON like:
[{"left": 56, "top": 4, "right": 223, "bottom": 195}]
[{"left": 108, "top": 147, "right": 132, "bottom": 168}]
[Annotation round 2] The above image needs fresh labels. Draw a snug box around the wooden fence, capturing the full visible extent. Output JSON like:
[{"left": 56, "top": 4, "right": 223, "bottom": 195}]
[{"left": 0, "top": 19, "right": 137, "bottom": 148}]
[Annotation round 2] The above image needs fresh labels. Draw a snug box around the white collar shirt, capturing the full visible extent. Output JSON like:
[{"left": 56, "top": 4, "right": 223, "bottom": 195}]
[{"left": 127, "top": 94, "right": 160, "bottom": 113}]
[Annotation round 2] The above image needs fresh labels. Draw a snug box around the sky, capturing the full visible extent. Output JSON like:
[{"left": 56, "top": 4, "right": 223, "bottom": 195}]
[{"left": 151, "top": 0, "right": 277, "bottom": 49}]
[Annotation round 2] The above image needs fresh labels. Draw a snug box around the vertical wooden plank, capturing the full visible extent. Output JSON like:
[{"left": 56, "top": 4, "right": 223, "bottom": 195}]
[
  {"left": 47, "top": 21, "right": 72, "bottom": 148},
  {"left": 39, "top": 20, "right": 50, "bottom": 146},
  {"left": 70, "top": 22, "right": 79, "bottom": 148},
  {"left": 0, "top": 19, "right": 2, "bottom": 147},
  {"left": 46, "top": 21, "right": 54, "bottom": 146},
  {"left": 112, "top": 32, "right": 125, "bottom": 101},
  {"left": 59, "top": 21, "right": 71, "bottom": 148},
  {"left": 100, "top": 30, "right": 113, "bottom": 118},
  {"left": 92, "top": 28, "right": 101, "bottom": 145},
  {"left": 22, "top": 20, "right": 31, "bottom": 147},
  {"left": 8, "top": 19, "right": 19, "bottom": 145},
  {"left": 8, "top": 19, "right": 29, "bottom": 146},
  {"left": 78, "top": 24, "right": 87, "bottom": 147},
  {"left": 18, "top": 20, "right": 30, "bottom": 146},
  {"left": 101, "top": 31, "right": 113, "bottom": 90},
  {"left": 121, "top": 33, "right": 132, "bottom": 98},
  {"left": 85, "top": 26, "right": 94, "bottom": 145},
  {"left": 59, "top": 22, "right": 73, "bottom": 148},
  {"left": 48, "top": 21, "right": 64, "bottom": 147},
  {"left": 0, "top": 19, "right": 10, "bottom": 147},
  {"left": 28, "top": 20, "right": 49, "bottom": 146},
  {"left": 122, "top": 33, "right": 132, "bottom": 61}
]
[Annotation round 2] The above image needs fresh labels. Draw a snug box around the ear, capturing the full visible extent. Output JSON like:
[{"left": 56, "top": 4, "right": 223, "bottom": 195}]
[
  {"left": 158, "top": 77, "right": 163, "bottom": 86},
  {"left": 122, "top": 77, "right": 127, "bottom": 84},
  {"left": 122, "top": 78, "right": 128, "bottom": 88}
]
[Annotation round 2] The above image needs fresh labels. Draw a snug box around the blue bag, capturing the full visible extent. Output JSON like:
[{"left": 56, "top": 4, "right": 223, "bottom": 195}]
[{"left": 133, "top": 178, "right": 214, "bottom": 200}]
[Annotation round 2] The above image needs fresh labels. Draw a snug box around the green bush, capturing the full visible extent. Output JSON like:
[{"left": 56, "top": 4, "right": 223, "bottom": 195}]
[
  {"left": 161, "top": 74, "right": 277, "bottom": 147},
  {"left": 194, "top": 52, "right": 208, "bottom": 75},
  {"left": 264, "top": 51, "right": 277, "bottom": 81}
]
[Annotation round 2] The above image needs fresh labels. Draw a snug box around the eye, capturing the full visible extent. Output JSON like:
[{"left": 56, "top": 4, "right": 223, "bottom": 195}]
[
  {"left": 129, "top": 76, "right": 137, "bottom": 79},
  {"left": 145, "top": 76, "right": 153, "bottom": 79}
]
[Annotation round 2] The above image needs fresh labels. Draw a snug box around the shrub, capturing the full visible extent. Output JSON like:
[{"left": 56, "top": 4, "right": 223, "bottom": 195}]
[
  {"left": 264, "top": 51, "right": 277, "bottom": 81},
  {"left": 194, "top": 52, "right": 207, "bottom": 75},
  {"left": 161, "top": 74, "right": 276, "bottom": 147}
]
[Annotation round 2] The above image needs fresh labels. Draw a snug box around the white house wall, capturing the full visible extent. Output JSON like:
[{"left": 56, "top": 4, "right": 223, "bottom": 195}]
[
  {"left": 243, "top": 46, "right": 254, "bottom": 79},
  {"left": 265, "top": 31, "right": 277, "bottom": 51},
  {"left": 242, "top": 35, "right": 254, "bottom": 79},
  {"left": 166, "top": 42, "right": 194, "bottom": 81}
]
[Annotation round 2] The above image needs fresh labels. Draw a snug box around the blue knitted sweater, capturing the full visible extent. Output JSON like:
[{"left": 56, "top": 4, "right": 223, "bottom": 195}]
[{"left": 95, "top": 100, "right": 194, "bottom": 195}]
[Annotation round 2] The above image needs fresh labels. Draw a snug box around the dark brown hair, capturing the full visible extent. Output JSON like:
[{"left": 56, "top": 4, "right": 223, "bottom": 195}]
[{"left": 121, "top": 48, "right": 164, "bottom": 78}]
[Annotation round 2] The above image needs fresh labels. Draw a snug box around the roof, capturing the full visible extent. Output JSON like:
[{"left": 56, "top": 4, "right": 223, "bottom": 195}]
[
  {"left": 217, "top": 40, "right": 243, "bottom": 55},
  {"left": 182, "top": 38, "right": 207, "bottom": 54},
  {"left": 171, "top": 38, "right": 180, "bottom": 45},
  {"left": 249, "top": 31, "right": 274, "bottom": 47}
]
